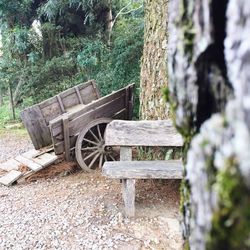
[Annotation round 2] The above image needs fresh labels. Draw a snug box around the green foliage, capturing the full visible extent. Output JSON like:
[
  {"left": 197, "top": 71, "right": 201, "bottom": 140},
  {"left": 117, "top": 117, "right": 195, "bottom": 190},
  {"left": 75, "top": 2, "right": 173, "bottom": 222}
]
[
  {"left": 207, "top": 159, "right": 250, "bottom": 250},
  {"left": 0, "top": 99, "right": 21, "bottom": 127},
  {"left": 0, "top": 0, "right": 144, "bottom": 119}
]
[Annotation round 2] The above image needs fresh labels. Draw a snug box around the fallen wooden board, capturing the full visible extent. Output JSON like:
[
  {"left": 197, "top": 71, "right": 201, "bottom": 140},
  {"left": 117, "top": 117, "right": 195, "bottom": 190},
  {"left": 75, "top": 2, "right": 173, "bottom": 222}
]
[
  {"left": 32, "top": 153, "right": 58, "bottom": 167},
  {"left": 22, "top": 149, "right": 40, "bottom": 159},
  {"left": 0, "top": 170, "right": 23, "bottom": 186},
  {"left": 0, "top": 159, "right": 22, "bottom": 171},
  {"left": 15, "top": 155, "right": 43, "bottom": 172}
]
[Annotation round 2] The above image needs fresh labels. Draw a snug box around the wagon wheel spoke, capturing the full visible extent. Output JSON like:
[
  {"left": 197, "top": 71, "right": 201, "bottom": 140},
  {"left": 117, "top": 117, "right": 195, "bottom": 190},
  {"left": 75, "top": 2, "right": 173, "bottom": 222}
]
[
  {"left": 97, "top": 124, "right": 103, "bottom": 140},
  {"left": 82, "top": 138, "right": 99, "bottom": 146},
  {"left": 83, "top": 150, "right": 99, "bottom": 161},
  {"left": 88, "top": 152, "right": 101, "bottom": 169},
  {"left": 99, "top": 153, "right": 104, "bottom": 169},
  {"left": 81, "top": 146, "right": 98, "bottom": 151},
  {"left": 89, "top": 129, "right": 100, "bottom": 142},
  {"left": 108, "top": 154, "right": 116, "bottom": 161}
]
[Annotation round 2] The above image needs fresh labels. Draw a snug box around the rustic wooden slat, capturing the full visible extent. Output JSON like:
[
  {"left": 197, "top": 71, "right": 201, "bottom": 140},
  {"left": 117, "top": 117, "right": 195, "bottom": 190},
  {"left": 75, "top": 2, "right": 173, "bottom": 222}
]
[
  {"left": 0, "top": 170, "right": 23, "bottom": 186},
  {"left": 105, "top": 120, "right": 183, "bottom": 147},
  {"left": 91, "top": 80, "right": 101, "bottom": 98},
  {"left": 20, "top": 105, "right": 52, "bottom": 149},
  {"left": 0, "top": 159, "right": 22, "bottom": 171},
  {"left": 56, "top": 95, "right": 65, "bottom": 113},
  {"left": 78, "top": 81, "right": 100, "bottom": 104},
  {"left": 32, "top": 153, "right": 58, "bottom": 167},
  {"left": 15, "top": 155, "right": 43, "bottom": 172},
  {"left": 122, "top": 179, "right": 135, "bottom": 217},
  {"left": 22, "top": 149, "right": 40, "bottom": 159},
  {"left": 120, "top": 146, "right": 135, "bottom": 217},
  {"left": 74, "top": 86, "right": 83, "bottom": 104},
  {"left": 103, "top": 160, "right": 183, "bottom": 179},
  {"left": 60, "top": 80, "right": 94, "bottom": 99},
  {"left": 50, "top": 84, "right": 134, "bottom": 133},
  {"left": 63, "top": 116, "right": 70, "bottom": 161},
  {"left": 69, "top": 95, "right": 125, "bottom": 136}
]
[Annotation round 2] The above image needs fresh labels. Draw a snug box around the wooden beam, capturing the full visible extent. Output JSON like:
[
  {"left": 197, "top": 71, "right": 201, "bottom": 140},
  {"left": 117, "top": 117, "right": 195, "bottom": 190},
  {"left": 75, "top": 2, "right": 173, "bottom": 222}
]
[
  {"left": 120, "top": 146, "right": 135, "bottom": 217},
  {"left": 63, "top": 116, "right": 70, "bottom": 161},
  {"left": 105, "top": 120, "right": 183, "bottom": 147},
  {"left": 102, "top": 160, "right": 183, "bottom": 179}
]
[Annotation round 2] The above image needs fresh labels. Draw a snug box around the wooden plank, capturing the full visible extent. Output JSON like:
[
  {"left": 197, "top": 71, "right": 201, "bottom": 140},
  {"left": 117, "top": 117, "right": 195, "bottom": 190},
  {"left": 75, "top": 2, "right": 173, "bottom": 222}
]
[
  {"left": 63, "top": 116, "right": 70, "bottom": 161},
  {"left": 20, "top": 105, "right": 52, "bottom": 149},
  {"left": 0, "top": 170, "right": 23, "bottom": 186},
  {"left": 122, "top": 179, "right": 135, "bottom": 217},
  {"left": 15, "top": 155, "right": 43, "bottom": 172},
  {"left": 56, "top": 95, "right": 65, "bottom": 113},
  {"left": 32, "top": 153, "right": 58, "bottom": 166},
  {"left": 105, "top": 120, "right": 183, "bottom": 147},
  {"left": 22, "top": 149, "right": 40, "bottom": 159},
  {"left": 120, "top": 147, "right": 132, "bottom": 161},
  {"left": 0, "top": 159, "right": 22, "bottom": 171},
  {"left": 103, "top": 160, "right": 183, "bottom": 179},
  {"left": 91, "top": 80, "right": 101, "bottom": 98},
  {"left": 120, "top": 146, "right": 135, "bottom": 217},
  {"left": 50, "top": 84, "right": 135, "bottom": 133},
  {"left": 78, "top": 80, "right": 100, "bottom": 103},
  {"left": 74, "top": 86, "right": 83, "bottom": 104},
  {"left": 39, "top": 101, "right": 63, "bottom": 124},
  {"left": 69, "top": 95, "right": 126, "bottom": 136}
]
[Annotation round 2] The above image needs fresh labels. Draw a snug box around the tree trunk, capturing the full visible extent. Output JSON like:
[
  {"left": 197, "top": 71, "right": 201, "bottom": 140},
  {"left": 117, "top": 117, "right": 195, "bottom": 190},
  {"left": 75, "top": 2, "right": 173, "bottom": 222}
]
[
  {"left": 168, "top": 0, "right": 250, "bottom": 249},
  {"left": 9, "top": 84, "right": 16, "bottom": 120},
  {"left": 0, "top": 87, "right": 3, "bottom": 106},
  {"left": 139, "top": 0, "right": 168, "bottom": 120}
]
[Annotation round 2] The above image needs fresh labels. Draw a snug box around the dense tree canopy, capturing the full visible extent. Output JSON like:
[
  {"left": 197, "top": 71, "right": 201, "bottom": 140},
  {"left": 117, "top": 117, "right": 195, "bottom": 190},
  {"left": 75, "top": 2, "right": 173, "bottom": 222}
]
[{"left": 0, "top": 0, "right": 143, "bottom": 117}]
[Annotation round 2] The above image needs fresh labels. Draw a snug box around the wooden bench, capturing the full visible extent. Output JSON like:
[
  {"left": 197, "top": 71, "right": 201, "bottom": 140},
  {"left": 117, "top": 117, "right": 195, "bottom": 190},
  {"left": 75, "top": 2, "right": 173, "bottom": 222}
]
[{"left": 102, "top": 120, "right": 184, "bottom": 217}]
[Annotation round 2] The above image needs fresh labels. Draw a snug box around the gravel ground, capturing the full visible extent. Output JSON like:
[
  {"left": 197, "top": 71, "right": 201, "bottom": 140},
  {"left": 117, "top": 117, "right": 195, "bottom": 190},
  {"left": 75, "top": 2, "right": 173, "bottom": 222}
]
[
  {"left": 0, "top": 129, "right": 34, "bottom": 163},
  {"left": 0, "top": 129, "right": 183, "bottom": 250}
]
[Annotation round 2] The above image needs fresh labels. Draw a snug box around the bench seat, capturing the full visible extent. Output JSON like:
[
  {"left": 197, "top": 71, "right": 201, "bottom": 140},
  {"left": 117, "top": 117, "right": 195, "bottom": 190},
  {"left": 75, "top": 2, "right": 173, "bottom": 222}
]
[
  {"left": 103, "top": 160, "right": 183, "bottom": 179},
  {"left": 102, "top": 120, "right": 183, "bottom": 217}
]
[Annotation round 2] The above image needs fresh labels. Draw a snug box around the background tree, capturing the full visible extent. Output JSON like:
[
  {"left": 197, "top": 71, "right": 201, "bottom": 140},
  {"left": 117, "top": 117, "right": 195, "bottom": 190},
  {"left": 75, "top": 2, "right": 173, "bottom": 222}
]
[
  {"left": 139, "top": 0, "right": 168, "bottom": 120},
  {"left": 168, "top": 0, "right": 250, "bottom": 249},
  {"left": 0, "top": 0, "right": 144, "bottom": 122}
]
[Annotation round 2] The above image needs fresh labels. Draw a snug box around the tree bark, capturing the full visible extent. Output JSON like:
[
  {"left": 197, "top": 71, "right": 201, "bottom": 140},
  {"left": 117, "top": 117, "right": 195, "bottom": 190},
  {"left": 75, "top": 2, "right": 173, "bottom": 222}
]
[
  {"left": 0, "top": 87, "right": 3, "bottom": 106},
  {"left": 168, "top": 0, "right": 250, "bottom": 249},
  {"left": 140, "top": 0, "right": 168, "bottom": 120},
  {"left": 9, "top": 84, "right": 16, "bottom": 120}
]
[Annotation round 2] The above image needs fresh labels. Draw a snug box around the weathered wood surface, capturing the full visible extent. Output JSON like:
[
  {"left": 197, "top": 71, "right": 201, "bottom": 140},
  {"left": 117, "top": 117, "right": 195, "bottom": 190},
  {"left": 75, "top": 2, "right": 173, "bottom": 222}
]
[
  {"left": 0, "top": 150, "right": 58, "bottom": 186},
  {"left": 103, "top": 160, "right": 183, "bottom": 179},
  {"left": 15, "top": 155, "right": 43, "bottom": 172},
  {"left": 21, "top": 80, "right": 99, "bottom": 149},
  {"left": 32, "top": 153, "right": 58, "bottom": 167},
  {"left": 0, "top": 170, "right": 23, "bottom": 186},
  {"left": 120, "top": 146, "right": 135, "bottom": 217},
  {"left": 50, "top": 84, "right": 134, "bottom": 155},
  {"left": 20, "top": 105, "right": 52, "bottom": 149},
  {"left": 105, "top": 120, "right": 183, "bottom": 147}
]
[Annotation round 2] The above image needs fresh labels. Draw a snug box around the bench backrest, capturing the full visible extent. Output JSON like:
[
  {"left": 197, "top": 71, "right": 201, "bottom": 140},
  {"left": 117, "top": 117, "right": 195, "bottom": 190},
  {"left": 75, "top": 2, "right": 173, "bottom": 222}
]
[{"left": 105, "top": 120, "right": 183, "bottom": 147}]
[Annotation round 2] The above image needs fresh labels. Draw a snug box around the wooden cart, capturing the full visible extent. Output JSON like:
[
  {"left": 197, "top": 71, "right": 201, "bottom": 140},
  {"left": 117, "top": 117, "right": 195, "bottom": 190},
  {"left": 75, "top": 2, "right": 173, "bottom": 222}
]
[{"left": 21, "top": 80, "right": 134, "bottom": 171}]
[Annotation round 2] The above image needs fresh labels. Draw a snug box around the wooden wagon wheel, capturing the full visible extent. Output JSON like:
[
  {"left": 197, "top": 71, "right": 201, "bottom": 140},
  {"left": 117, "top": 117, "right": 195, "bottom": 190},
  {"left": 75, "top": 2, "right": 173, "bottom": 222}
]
[{"left": 75, "top": 118, "right": 118, "bottom": 171}]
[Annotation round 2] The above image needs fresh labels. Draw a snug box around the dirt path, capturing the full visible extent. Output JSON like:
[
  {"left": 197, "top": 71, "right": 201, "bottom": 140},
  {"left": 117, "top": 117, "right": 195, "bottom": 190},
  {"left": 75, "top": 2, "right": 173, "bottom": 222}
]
[{"left": 0, "top": 129, "right": 183, "bottom": 250}]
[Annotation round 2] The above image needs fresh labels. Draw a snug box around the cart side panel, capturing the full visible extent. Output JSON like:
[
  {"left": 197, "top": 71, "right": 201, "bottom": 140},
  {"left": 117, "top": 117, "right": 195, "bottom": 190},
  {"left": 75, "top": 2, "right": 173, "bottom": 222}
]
[
  {"left": 21, "top": 80, "right": 100, "bottom": 149},
  {"left": 20, "top": 105, "right": 52, "bottom": 149},
  {"left": 50, "top": 84, "right": 134, "bottom": 155}
]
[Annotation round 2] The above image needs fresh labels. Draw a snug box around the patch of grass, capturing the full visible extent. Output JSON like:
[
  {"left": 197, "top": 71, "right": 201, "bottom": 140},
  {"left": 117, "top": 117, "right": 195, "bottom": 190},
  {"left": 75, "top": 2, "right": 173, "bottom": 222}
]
[{"left": 0, "top": 100, "right": 22, "bottom": 128}]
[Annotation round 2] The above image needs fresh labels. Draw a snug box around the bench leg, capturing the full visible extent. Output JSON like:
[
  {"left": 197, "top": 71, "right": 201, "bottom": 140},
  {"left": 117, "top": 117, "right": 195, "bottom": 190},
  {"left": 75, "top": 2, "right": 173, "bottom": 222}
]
[{"left": 122, "top": 179, "right": 135, "bottom": 217}]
